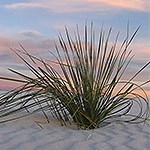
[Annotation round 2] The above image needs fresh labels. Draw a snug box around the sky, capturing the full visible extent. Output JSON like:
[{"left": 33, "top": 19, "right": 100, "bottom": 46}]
[{"left": 0, "top": 0, "right": 150, "bottom": 96}]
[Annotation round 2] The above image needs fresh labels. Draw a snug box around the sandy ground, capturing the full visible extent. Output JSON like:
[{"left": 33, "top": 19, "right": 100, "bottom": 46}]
[{"left": 0, "top": 113, "right": 149, "bottom": 150}]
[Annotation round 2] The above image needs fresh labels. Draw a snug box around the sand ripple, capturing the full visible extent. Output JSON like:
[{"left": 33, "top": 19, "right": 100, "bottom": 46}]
[{"left": 0, "top": 114, "right": 149, "bottom": 150}]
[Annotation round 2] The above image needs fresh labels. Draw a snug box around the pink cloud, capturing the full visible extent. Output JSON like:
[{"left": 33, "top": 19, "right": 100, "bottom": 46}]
[
  {"left": 129, "top": 41, "right": 150, "bottom": 63},
  {"left": 4, "top": 0, "right": 149, "bottom": 13},
  {"left": 90, "top": 0, "right": 149, "bottom": 12},
  {"left": 0, "top": 80, "right": 21, "bottom": 91},
  {"left": 0, "top": 31, "right": 56, "bottom": 55}
]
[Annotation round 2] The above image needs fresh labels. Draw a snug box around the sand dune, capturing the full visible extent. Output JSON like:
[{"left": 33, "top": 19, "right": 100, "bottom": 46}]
[{"left": 0, "top": 113, "right": 149, "bottom": 150}]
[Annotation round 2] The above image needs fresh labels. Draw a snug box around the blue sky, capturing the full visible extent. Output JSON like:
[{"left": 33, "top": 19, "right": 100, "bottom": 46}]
[{"left": 0, "top": 0, "right": 149, "bottom": 94}]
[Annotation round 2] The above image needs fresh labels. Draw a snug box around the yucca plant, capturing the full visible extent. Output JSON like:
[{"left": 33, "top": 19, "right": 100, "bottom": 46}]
[{"left": 0, "top": 23, "right": 149, "bottom": 129}]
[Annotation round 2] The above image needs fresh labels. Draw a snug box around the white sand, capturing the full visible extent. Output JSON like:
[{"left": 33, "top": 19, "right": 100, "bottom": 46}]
[{"left": 0, "top": 113, "right": 149, "bottom": 150}]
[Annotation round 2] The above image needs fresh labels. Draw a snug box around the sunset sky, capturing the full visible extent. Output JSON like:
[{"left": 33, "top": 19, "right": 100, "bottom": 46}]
[{"left": 0, "top": 0, "right": 149, "bottom": 95}]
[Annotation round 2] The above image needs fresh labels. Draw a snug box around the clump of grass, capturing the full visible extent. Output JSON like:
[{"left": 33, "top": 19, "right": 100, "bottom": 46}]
[{"left": 0, "top": 23, "right": 149, "bottom": 129}]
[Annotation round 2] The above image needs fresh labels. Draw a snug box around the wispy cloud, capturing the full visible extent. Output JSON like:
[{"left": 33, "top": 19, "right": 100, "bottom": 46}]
[
  {"left": 19, "top": 30, "right": 44, "bottom": 39},
  {"left": 4, "top": 0, "right": 149, "bottom": 13},
  {"left": 5, "top": 2, "right": 43, "bottom": 9},
  {"left": 4, "top": 1, "right": 96, "bottom": 13},
  {"left": 94, "top": 0, "right": 149, "bottom": 12},
  {"left": 0, "top": 30, "right": 55, "bottom": 53},
  {"left": 0, "top": 79, "right": 22, "bottom": 91}
]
